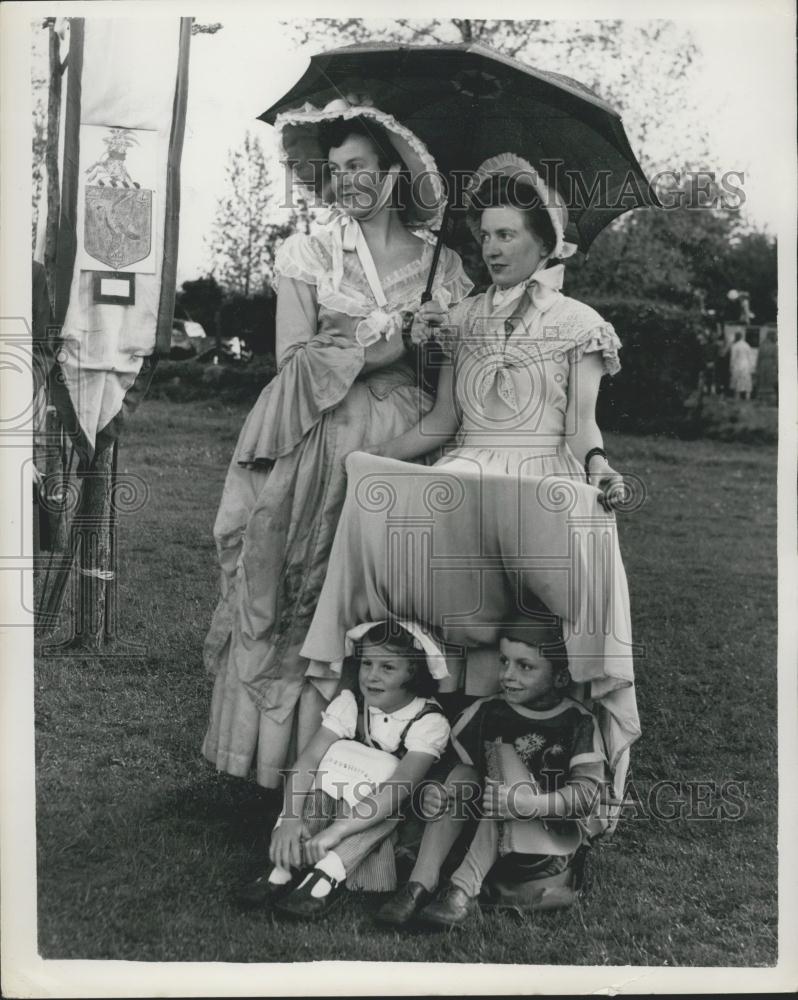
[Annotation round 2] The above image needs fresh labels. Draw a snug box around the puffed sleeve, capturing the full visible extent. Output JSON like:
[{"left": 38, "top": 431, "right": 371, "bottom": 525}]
[
  {"left": 273, "top": 231, "right": 333, "bottom": 291},
  {"left": 565, "top": 302, "right": 622, "bottom": 377},
  {"left": 234, "top": 236, "right": 366, "bottom": 464},
  {"left": 433, "top": 247, "right": 475, "bottom": 309},
  {"left": 320, "top": 689, "right": 358, "bottom": 739},
  {"left": 403, "top": 710, "right": 451, "bottom": 759}
]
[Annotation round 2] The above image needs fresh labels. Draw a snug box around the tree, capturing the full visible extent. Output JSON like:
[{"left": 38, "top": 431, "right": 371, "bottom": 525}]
[
  {"left": 207, "top": 132, "right": 297, "bottom": 296},
  {"left": 564, "top": 173, "right": 777, "bottom": 323},
  {"left": 283, "top": 18, "right": 710, "bottom": 174},
  {"left": 175, "top": 275, "right": 224, "bottom": 339},
  {"left": 722, "top": 232, "right": 778, "bottom": 324},
  {"left": 31, "top": 25, "right": 50, "bottom": 250}
]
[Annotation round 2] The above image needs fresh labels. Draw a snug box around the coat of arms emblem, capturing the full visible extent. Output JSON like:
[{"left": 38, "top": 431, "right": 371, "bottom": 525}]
[{"left": 83, "top": 128, "right": 153, "bottom": 270}]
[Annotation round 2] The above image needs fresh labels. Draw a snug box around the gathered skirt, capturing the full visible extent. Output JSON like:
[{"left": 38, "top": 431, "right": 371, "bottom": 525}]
[{"left": 202, "top": 368, "right": 433, "bottom": 787}]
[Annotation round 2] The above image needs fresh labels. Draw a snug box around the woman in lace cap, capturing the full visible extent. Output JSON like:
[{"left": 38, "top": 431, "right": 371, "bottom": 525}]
[
  {"left": 201, "top": 101, "right": 473, "bottom": 788},
  {"left": 369, "top": 153, "right": 627, "bottom": 505}
]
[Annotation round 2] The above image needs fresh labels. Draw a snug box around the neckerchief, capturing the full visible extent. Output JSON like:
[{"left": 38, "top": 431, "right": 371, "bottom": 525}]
[{"left": 474, "top": 264, "right": 565, "bottom": 412}]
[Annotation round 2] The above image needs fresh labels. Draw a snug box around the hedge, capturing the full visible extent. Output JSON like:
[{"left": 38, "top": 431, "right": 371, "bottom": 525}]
[
  {"left": 592, "top": 296, "right": 704, "bottom": 436},
  {"left": 149, "top": 356, "right": 276, "bottom": 404}
]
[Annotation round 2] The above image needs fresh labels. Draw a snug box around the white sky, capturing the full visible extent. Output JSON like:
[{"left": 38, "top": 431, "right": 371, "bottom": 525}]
[{"left": 175, "top": 10, "right": 792, "bottom": 283}]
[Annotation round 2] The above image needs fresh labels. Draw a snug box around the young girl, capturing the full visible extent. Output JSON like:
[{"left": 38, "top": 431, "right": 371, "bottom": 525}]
[
  {"left": 368, "top": 152, "right": 626, "bottom": 506},
  {"left": 243, "top": 619, "right": 451, "bottom": 919}
]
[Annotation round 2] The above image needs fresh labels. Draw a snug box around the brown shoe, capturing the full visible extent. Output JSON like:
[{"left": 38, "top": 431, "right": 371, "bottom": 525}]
[
  {"left": 419, "top": 882, "right": 479, "bottom": 928},
  {"left": 375, "top": 882, "right": 432, "bottom": 927}
]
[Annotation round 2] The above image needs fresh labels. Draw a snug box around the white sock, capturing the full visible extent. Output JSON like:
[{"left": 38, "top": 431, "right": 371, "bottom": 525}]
[
  {"left": 267, "top": 865, "right": 292, "bottom": 885},
  {"left": 316, "top": 850, "right": 346, "bottom": 884},
  {"left": 296, "top": 871, "right": 332, "bottom": 899},
  {"left": 297, "top": 852, "right": 346, "bottom": 899}
]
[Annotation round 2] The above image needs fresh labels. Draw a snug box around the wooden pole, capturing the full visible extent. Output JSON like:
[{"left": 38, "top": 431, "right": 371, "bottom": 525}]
[
  {"left": 41, "top": 444, "right": 115, "bottom": 648},
  {"left": 44, "top": 24, "right": 63, "bottom": 313},
  {"left": 73, "top": 445, "right": 115, "bottom": 650}
]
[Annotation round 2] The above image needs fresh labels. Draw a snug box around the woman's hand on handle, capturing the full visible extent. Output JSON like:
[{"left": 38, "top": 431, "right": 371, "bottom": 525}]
[{"left": 409, "top": 301, "right": 449, "bottom": 344}]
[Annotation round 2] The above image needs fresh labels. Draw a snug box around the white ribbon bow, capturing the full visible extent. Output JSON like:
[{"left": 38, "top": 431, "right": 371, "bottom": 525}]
[
  {"left": 475, "top": 264, "right": 565, "bottom": 412},
  {"left": 321, "top": 168, "right": 409, "bottom": 347}
]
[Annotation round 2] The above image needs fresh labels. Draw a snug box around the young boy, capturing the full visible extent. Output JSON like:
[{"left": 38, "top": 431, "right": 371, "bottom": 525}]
[{"left": 376, "top": 617, "right": 608, "bottom": 928}]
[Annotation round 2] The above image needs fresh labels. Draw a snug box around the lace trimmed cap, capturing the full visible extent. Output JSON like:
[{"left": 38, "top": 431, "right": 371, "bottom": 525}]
[
  {"left": 344, "top": 619, "right": 450, "bottom": 680},
  {"left": 274, "top": 97, "right": 446, "bottom": 228},
  {"left": 464, "top": 152, "right": 578, "bottom": 260}
]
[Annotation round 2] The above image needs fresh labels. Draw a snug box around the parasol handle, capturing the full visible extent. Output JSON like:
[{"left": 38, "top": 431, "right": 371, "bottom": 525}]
[
  {"left": 403, "top": 198, "right": 453, "bottom": 355},
  {"left": 420, "top": 197, "right": 454, "bottom": 304}
]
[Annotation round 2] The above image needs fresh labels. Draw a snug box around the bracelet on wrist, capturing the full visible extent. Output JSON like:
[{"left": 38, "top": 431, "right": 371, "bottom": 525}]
[{"left": 584, "top": 446, "right": 608, "bottom": 483}]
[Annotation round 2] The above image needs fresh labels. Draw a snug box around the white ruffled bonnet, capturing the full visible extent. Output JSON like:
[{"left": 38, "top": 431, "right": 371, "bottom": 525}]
[
  {"left": 464, "top": 152, "right": 578, "bottom": 260},
  {"left": 342, "top": 619, "right": 450, "bottom": 680},
  {"left": 274, "top": 97, "right": 446, "bottom": 229}
]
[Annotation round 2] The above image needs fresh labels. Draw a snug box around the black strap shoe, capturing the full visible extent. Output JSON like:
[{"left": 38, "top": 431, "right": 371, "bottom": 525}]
[
  {"left": 375, "top": 881, "right": 432, "bottom": 927},
  {"left": 419, "top": 882, "right": 479, "bottom": 928},
  {"left": 273, "top": 869, "right": 344, "bottom": 920},
  {"left": 234, "top": 870, "right": 299, "bottom": 908}
]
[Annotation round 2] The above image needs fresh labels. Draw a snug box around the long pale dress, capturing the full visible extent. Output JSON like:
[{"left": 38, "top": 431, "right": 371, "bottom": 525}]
[
  {"left": 202, "top": 224, "right": 472, "bottom": 787},
  {"left": 301, "top": 265, "right": 640, "bottom": 810}
]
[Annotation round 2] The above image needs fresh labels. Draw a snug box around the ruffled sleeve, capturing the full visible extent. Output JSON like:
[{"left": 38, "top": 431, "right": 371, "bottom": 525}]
[
  {"left": 565, "top": 302, "right": 622, "bottom": 376},
  {"left": 433, "top": 246, "right": 474, "bottom": 309},
  {"left": 320, "top": 689, "right": 358, "bottom": 739},
  {"left": 275, "top": 230, "right": 373, "bottom": 319},
  {"left": 273, "top": 232, "right": 332, "bottom": 291}
]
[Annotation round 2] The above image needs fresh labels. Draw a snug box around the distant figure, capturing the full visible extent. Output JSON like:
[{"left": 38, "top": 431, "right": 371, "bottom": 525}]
[
  {"left": 725, "top": 289, "right": 754, "bottom": 325},
  {"left": 756, "top": 330, "right": 778, "bottom": 404},
  {"left": 697, "top": 332, "right": 715, "bottom": 394},
  {"left": 713, "top": 333, "right": 730, "bottom": 397},
  {"left": 729, "top": 331, "right": 755, "bottom": 401}
]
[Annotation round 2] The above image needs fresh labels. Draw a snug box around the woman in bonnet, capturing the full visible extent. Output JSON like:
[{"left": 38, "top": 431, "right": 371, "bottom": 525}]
[
  {"left": 201, "top": 99, "right": 473, "bottom": 788},
  {"left": 369, "top": 152, "right": 626, "bottom": 500}
]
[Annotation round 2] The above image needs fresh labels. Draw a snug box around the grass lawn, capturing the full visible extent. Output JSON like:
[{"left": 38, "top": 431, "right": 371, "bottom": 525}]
[{"left": 34, "top": 398, "right": 778, "bottom": 965}]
